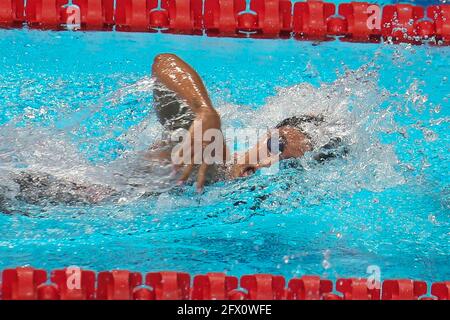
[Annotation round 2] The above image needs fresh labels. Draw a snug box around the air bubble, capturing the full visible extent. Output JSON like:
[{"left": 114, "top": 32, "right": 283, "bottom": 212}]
[
  {"left": 322, "top": 260, "right": 331, "bottom": 270},
  {"left": 428, "top": 214, "right": 437, "bottom": 224}
]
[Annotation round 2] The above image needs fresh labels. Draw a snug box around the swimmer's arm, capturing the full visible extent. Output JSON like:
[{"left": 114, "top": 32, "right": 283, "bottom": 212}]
[
  {"left": 152, "top": 53, "right": 215, "bottom": 114},
  {"left": 152, "top": 54, "right": 229, "bottom": 191}
]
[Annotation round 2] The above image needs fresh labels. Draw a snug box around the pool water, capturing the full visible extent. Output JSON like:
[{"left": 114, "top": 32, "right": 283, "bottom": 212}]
[{"left": 0, "top": 29, "right": 448, "bottom": 282}]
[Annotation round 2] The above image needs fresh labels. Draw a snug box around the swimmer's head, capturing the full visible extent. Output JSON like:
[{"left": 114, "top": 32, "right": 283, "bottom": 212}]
[{"left": 230, "top": 115, "right": 321, "bottom": 178}]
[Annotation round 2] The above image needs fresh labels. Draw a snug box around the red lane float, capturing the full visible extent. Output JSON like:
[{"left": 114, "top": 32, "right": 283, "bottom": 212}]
[
  {"left": 415, "top": 19, "right": 435, "bottom": 40},
  {"left": 293, "top": 0, "right": 336, "bottom": 39},
  {"left": 0, "top": 267, "right": 449, "bottom": 300},
  {"left": 204, "top": 0, "right": 246, "bottom": 36},
  {"left": 382, "top": 279, "right": 428, "bottom": 300},
  {"left": 287, "top": 275, "right": 333, "bottom": 300},
  {"left": 240, "top": 274, "right": 285, "bottom": 300},
  {"left": 1, "top": 0, "right": 450, "bottom": 45},
  {"left": 26, "top": 0, "right": 67, "bottom": 28},
  {"left": 148, "top": 0, "right": 168, "bottom": 29},
  {"left": 336, "top": 278, "right": 380, "bottom": 300},
  {"left": 97, "top": 270, "right": 143, "bottom": 300},
  {"left": 50, "top": 268, "right": 96, "bottom": 300},
  {"left": 2, "top": 267, "right": 47, "bottom": 300},
  {"left": 326, "top": 16, "right": 346, "bottom": 36},
  {"left": 338, "top": 2, "right": 381, "bottom": 41},
  {"left": 204, "top": 0, "right": 292, "bottom": 37},
  {"left": 146, "top": 271, "right": 191, "bottom": 300},
  {"left": 381, "top": 4, "right": 424, "bottom": 42},
  {"left": 115, "top": 0, "right": 153, "bottom": 31},
  {"left": 160, "top": 0, "right": 203, "bottom": 34},
  {"left": 428, "top": 5, "right": 450, "bottom": 43},
  {"left": 0, "top": 0, "right": 25, "bottom": 25},
  {"left": 431, "top": 282, "right": 450, "bottom": 300},
  {"left": 116, "top": 0, "right": 202, "bottom": 33},
  {"left": 192, "top": 272, "right": 238, "bottom": 300},
  {"left": 249, "top": 0, "right": 292, "bottom": 37},
  {"left": 37, "top": 284, "right": 60, "bottom": 299},
  {"left": 73, "top": 0, "right": 114, "bottom": 30}
]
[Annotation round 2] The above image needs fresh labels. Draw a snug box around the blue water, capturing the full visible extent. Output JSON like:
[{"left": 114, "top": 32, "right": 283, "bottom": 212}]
[{"left": 0, "top": 29, "right": 448, "bottom": 283}]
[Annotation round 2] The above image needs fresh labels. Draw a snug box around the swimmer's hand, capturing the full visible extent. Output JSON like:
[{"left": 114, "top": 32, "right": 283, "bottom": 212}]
[
  {"left": 152, "top": 53, "right": 228, "bottom": 192},
  {"left": 173, "top": 108, "right": 227, "bottom": 192}
]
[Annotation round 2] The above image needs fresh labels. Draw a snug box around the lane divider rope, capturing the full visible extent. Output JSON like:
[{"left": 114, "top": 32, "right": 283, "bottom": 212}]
[
  {"left": 0, "top": 0, "right": 449, "bottom": 45},
  {"left": 1, "top": 267, "right": 449, "bottom": 300}
]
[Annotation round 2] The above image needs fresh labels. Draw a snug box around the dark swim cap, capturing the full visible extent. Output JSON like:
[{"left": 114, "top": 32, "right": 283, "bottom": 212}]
[
  {"left": 275, "top": 114, "right": 324, "bottom": 130},
  {"left": 275, "top": 114, "right": 348, "bottom": 162}
]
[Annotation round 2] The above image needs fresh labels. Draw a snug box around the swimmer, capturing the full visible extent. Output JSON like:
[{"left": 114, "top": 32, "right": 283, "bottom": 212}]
[
  {"left": 3, "top": 54, "right": 346, "bottom": 207},
  {"left": 150, "top": 53, "right": 345, "bottom": 190}
]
